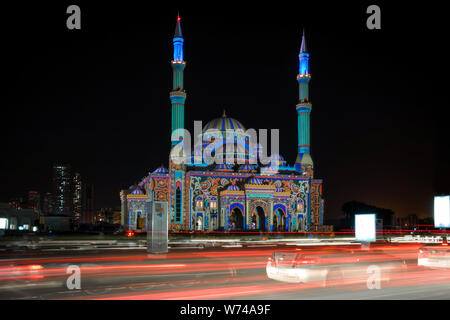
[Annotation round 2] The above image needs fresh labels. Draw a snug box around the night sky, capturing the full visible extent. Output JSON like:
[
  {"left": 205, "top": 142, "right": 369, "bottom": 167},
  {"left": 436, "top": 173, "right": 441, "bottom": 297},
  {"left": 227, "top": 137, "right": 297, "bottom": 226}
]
[{"left": 1, "top": 2, "right": 448, "bottom": 221}]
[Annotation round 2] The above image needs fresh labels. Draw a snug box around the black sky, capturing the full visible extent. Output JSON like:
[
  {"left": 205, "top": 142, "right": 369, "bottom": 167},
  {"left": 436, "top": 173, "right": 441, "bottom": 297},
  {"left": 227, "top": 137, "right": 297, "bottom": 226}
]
[{"left": 1, "top": 1, "right": 448, "bottom": 220}]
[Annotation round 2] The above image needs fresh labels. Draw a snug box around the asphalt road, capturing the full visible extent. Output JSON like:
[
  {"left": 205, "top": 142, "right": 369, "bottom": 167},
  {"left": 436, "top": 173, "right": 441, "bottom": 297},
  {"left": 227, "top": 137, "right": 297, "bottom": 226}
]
[{"left": 0, "top": 243, "right": 449, "bottom": 300}]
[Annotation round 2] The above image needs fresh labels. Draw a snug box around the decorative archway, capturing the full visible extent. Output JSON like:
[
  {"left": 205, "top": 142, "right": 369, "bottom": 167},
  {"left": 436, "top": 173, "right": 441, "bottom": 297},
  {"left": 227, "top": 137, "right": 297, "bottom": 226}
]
[
  {"left": 250, "top": 200, "right": 269, "bottom": 216},
  {"left": 276, "top": 208, "right": 286, "bottom": 231},
  {"left": 272, "top": 213, "right": 278, "bottom": 232},
  {"left": 297, "top": 214, "right": 304, "bottom": 232},
  {"left": 196, "top": 212, "right": 203, "bottom": 231},
  {"left": 136, "top": 211, "right": 145, "bottom": 230},
  {"left": 253, "top": 206, "right": 266, "bottom": 231},
  {"left": 230, "top": 207, "right": 244, "bottom": 231},
  {"left": 273, "top": 204, "right": 287, "bottom": 232}
]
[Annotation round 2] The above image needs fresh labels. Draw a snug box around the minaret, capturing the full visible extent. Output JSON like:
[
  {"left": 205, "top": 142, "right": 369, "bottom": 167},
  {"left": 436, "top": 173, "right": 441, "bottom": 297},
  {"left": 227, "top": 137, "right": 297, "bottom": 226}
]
[
  {"left": 169, "top": 14, "right": 187, "bottom": 229},
  {"left": 170, "top": 14, "right": 187, "bottom": 146},
  {"left": 295, "top": 29, "right": 314, "bottom": 175}
]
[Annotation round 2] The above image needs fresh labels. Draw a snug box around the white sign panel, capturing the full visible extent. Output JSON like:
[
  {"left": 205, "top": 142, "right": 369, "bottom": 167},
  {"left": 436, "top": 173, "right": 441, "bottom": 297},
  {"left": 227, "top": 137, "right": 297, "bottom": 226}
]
[
  {"left": 355, "top": 214, "right": 376, "bottom": 242},
  {"left": 434, "top": 195, "right": 450, "bottom": 228},
  {"left": 0, "top": 218, "right": 7, "bottom": 230}
]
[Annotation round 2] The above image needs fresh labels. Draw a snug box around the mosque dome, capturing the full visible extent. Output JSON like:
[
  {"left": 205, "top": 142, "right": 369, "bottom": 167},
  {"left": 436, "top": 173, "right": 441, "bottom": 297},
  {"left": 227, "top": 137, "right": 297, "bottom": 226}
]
[
  {"left": 201, "top": 110, "right": 250, "bottom": 165},
  {"left": 203, "top": 110, "right": 246, "bottom": 132}
]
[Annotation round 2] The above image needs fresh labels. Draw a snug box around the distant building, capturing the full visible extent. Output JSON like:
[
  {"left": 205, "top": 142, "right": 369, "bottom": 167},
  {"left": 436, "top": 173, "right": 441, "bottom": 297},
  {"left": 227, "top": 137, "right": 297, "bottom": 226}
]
[
  {"left": 95, "top": 208, "right": 114, "bottom": 224},
  {"left": 9, "top": 198, "right": 23, "bottom": 210},
  {"left": 0, "top": 203, "right": 35, "bottom": 231},
  {"left": 73, "top": 172, "right": 82, "bottom": 226},
  {"left": 41, "top": 215, "right": 71, "bottom": 232},
  {"left": 27, "top": 190, "right": 41, "bottom": 222},
  {"left": 113, "top": 208, "right": 121, "bottom": 225},
  {"left": 42, "top": 192, "right": 53, "bottom": 215},
  {"left": 82, "top": 183, "right": 95, "bottom": 224},
  {"left": 395, "top": 214, "right": 419, "bottom": 228},
  {"left": 52, "top": 164, "right": 74, "bottom": 216}
]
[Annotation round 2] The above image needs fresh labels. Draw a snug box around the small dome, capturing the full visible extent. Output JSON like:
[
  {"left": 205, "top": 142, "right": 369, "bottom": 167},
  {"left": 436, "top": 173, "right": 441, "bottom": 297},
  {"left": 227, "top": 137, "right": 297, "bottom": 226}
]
[
  {"left": 131, "top": 187, "right": 144, "bottom": 195},
  {"left": 248, "top": 177, "right": 262, "bottom": 184},
  {"left": 215, "top": 163, "right": 233, "bottom": 172},
  {"left": 238, "top": 164, "right": 255, "bottom": 172},
  {"left": 227, "top": 185, "right": 240, "bottom": 191},
  {"left": 152, "top": 166, "right": 168, "bottom": 174}
]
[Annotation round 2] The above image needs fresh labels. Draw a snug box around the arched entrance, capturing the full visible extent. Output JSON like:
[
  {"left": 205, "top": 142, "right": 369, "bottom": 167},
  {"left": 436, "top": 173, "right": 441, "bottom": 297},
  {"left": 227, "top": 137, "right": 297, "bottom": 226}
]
[
  {"left": 297, "top": 216, "right": 304, "bottom": 232},
  {"left": 196, "top": 216, "right": 203, "bottom": 231},
  {"left": 136, "top": 212, "right": 145, "bottom": 230},
  {"left": 254, "top": 206, "right": 266, "bottom": 231},
  {"left": 276, "top": 208, "right": 286, "bottom": 231},
  {"left": 272, "top": 213, "right": 278, "bottom": 231},
  {"left": 230, "top": 207, "right": 243, "bottom": 230}
]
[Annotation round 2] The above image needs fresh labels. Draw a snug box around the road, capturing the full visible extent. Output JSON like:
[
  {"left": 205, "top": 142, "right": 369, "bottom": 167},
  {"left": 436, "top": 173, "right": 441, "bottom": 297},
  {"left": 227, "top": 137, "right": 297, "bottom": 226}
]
[{"left": 0, "top": 242, "right": 449, "bottom": 300}]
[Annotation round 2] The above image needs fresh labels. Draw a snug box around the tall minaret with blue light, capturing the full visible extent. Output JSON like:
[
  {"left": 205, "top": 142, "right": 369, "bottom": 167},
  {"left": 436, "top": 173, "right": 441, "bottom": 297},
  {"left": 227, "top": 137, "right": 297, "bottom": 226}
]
[
  {"left": 295, "top": 30, "right": 314, "bottom": 175},
  {"left": 170, "top": 14, "right": 187, "bottom": 146}
]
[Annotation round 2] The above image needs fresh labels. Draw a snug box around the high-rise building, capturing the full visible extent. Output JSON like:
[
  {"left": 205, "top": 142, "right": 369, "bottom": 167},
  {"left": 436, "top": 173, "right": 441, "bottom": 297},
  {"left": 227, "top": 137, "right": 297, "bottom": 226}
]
[
  {"left": 42, "top": 192, "right": 53, "bottom": 215},
  {"left": 82, "top": 183, "right": 95, "bottom": 224},
  {"left": 73, "top": 172, "right": 82, "bottom": 225},
  {"left": 27, "top": 190, "right": 41, "bottom": 221},
  {"left": 52, "top": 164, "right": 73, "bottom": 216}
]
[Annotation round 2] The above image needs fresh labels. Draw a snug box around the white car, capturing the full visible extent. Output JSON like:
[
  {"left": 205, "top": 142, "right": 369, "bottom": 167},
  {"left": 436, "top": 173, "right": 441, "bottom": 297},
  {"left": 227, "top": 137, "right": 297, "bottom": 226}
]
[
  {"left": 266, "top": 248, "right": 407, "bottom": 287},
  {"left": 418, "top": 243, "right": 450, "bottom": 269}
]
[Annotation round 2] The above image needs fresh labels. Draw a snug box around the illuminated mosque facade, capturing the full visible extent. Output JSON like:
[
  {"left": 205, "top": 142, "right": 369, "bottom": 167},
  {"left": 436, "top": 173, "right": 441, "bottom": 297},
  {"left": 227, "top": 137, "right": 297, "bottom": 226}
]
[{"left": 120, "top": 16, "right": 326, "bottom": 232}]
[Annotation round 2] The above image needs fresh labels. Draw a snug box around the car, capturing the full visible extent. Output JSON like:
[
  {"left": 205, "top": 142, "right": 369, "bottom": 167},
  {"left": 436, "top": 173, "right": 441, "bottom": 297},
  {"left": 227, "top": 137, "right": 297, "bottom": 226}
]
[
  {"left": 418, "top": 242, "right": 450, "bottom": 269},
  {"left": 0, "top": 263, "right": 44, "bottom": 282},
  {"left": 266, "top": 247, "right": 407, "bottom": 287}
]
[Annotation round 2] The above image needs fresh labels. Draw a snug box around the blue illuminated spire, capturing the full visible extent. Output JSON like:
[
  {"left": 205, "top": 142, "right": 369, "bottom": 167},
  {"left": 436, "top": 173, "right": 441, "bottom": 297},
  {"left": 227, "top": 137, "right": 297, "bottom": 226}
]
[
  {"left": 300, "top": 29, "right": 307, "bottom": 53},
  {"left": 299, "top": 29, "right": 309, "bottom": 75},
  {"left": 174, "top": 13, "right": 183, "bottom": 38},
  {"left": 173, "top": 14, "right": 184, "bottom": 62}
]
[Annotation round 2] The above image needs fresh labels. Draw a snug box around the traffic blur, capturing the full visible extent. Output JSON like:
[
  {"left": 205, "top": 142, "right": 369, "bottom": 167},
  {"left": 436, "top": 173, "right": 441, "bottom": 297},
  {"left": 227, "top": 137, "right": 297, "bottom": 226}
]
[
  {"left": 418, "top": 242, "right": 450, "bottom": 269},
  {"left": 266, "top": 246, "right": 408, "bottom": 287},
  {"left": 0, "top": 242, "right": 449, "bottom": 299}
]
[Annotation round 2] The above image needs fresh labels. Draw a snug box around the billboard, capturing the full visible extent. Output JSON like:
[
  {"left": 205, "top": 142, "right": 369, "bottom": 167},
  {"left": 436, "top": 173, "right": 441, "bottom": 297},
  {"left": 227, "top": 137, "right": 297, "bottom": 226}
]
[
  {"left": 434, "top": 195, "right": 450, "bottom": 228},
  {"left": 355, "top": 213, "right": 376, "bottom": 242},
  {"left": 147, "top": 201, "right": 168, "bottom": 253}
]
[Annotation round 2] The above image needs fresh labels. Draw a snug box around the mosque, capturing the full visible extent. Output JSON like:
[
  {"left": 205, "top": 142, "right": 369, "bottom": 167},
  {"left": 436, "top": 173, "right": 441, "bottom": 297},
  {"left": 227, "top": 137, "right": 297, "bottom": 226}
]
[{"left": 120, "top": 16, "right": 326, "bottom": 232}]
